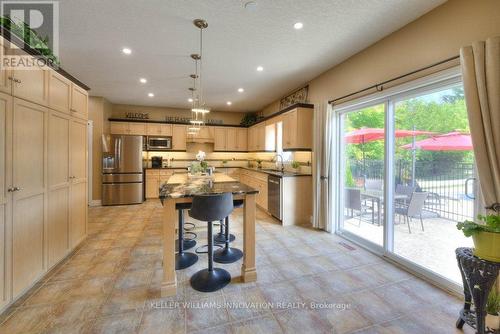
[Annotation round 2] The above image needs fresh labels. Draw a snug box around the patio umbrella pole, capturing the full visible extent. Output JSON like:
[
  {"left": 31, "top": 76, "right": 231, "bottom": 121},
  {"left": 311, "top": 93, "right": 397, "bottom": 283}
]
[{"left": 411, "top": 125, "right": 416, "bottom": 187}]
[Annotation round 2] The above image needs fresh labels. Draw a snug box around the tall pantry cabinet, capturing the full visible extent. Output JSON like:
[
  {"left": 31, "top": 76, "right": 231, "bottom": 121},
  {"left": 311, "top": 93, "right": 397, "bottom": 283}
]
[{"left": 0, "top": 45, "right": 89, "bottom": 310}]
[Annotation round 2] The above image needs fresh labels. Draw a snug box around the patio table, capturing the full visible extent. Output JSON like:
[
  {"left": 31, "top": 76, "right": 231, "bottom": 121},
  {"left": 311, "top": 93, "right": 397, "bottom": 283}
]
[{"left": 361, "top": 190, "right": 408, "bottom": 225}]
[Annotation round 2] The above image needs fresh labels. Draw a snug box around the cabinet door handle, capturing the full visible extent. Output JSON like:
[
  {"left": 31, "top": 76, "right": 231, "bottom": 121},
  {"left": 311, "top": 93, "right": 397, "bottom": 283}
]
[
  {"left": 13, "top": 186, "right": 21, "bottom": 191},
  {"left": 7, "top": 76, "right": 13, "bottom": 81},
  {"left": 7, "top": 187, "right": 14, "bottom": 192}
]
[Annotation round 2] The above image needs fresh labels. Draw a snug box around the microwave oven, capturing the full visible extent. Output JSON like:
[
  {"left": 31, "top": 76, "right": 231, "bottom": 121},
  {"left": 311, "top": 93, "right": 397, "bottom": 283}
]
[{"left": 146, "top": 136, "right": 172, "bottom": 151}]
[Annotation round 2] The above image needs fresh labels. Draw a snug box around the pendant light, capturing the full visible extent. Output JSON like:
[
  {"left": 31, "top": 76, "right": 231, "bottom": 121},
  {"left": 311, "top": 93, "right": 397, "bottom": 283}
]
[{"left": 190, "top": 19, "right": 210, "bottom": 116}]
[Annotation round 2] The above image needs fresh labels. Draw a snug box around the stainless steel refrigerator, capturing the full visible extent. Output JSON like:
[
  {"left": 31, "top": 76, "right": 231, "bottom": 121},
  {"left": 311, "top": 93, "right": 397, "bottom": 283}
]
[{"left": 102, "top": 135, "right": 144, "bottom": 205}]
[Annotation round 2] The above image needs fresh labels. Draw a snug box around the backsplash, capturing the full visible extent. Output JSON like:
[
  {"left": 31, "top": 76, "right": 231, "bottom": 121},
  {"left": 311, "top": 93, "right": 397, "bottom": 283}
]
[{"left": 142, "top": 150, "right": 312, "bottom": 174}]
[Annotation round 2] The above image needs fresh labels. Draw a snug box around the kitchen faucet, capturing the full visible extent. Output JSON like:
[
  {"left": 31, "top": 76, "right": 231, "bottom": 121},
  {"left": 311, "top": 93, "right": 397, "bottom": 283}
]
[{"left": 274, "top": 154, "right": 284, "bottom": 173}]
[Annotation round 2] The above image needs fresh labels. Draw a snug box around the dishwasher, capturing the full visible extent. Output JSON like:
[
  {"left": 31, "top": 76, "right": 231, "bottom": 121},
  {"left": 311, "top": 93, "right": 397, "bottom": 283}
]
[{"left": 268, "top": 175, "right": 282, "bottom": 221}]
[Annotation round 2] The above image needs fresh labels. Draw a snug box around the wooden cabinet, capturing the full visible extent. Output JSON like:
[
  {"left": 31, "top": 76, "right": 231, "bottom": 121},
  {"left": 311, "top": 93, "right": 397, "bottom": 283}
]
[
  {"left": 214, "top": 127, "right": 247, "bottom": 152},
  {"left": 248, "top": 124, "right": 266, "bottom": 152},
  {"left": 48, "top": 72, "right": 71, "bottom": 114},
  {"left": 0, "top": 51, "right": 12, "bottom": 94},
  {"left": 239, "top": 169, "right": 268, "bottom": 210},
  {"left": 128, "top": 122, "right": 146, "bottom": 135},
  {"left": 70, "top": 84, "right": 88, "bottom": 120},
  {"left": 147, "top": 123, "right": 172, "bottom": 136},
  {"left": 110, "top": 121, "right": 147, "bottom": 135},
  {"left": 69, "top": 119, "right": 87, "bottom": 247},
  {"left": 172, "top": 125, "right": 186, "bottom": 151},
  {"left": 236, "top": 128, "right": 248, "bottom": 151},
  {"left": 214, "top": 127, "right": 227, "bottom": 151},
  {"left": 282, "top": 107, "right": 312, "bottom": 150},
  {"left": 12, "top": 65, "right": 48, "bottom": 107},
  {"left": 11, "top": 98, "right": 46, "bottom": 298},
  {"left": 145, "top": 169, "right": 184, "bottom": 198},
  {"left": 47, "top": 111, "right": 70, "bottom": 267},
  {"left": 0, "top": 92, "right": 12, "bottom": 309}
]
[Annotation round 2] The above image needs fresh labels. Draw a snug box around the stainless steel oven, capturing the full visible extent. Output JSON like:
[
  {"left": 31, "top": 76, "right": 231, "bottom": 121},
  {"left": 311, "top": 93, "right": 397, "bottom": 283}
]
[{"left": 147, "top": 136, "right": 172, "bottom": 151}]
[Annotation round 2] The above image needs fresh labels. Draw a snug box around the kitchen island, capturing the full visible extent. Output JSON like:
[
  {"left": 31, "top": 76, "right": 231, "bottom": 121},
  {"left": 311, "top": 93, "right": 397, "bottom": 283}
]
[{"left": 159, "top": 173, "right": 258, "bottom": 296}]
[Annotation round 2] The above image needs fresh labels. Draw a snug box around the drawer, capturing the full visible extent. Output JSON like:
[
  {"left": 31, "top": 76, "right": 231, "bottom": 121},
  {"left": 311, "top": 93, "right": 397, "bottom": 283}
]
[
  {"left": 160, "top": 170, "right": 173, "bottom": 176},
  {"left": 146, "top": 169, "right": 160, "bottom": 177}
]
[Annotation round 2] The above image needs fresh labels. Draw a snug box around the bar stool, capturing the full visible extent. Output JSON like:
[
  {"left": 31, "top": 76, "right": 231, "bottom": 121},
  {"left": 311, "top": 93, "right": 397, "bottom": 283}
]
[
  {"left": 175, "top": 203, "right": 198, "bottom": 270},
  {"left": 175, "top": 203, "right": 197, "bottom": 251},
  {"left": 214, "top": 200, "right": 243, "bottom": 263},
  {"left": 214, "top": 221, "right": 235, "bottom": 243},
  {"left": 189, "top": 193, "right": 234, "bottom": 292}
]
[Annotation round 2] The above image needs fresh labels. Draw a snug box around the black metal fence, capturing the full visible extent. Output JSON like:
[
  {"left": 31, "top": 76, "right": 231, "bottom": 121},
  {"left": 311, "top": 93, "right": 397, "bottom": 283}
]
[{"left": 348, "top": 159, "right": 475, "bottom": 221}]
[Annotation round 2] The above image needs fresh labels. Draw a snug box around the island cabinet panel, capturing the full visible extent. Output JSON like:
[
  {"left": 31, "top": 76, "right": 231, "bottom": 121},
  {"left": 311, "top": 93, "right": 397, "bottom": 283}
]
[
  {"left": 70, "top": 84, "right": 88, "bottom": 120},
  {"left": 172, "top": 125, "right": 187, "bottom": 151},
  {"left": 214, "top": 127, "right": 227, "bottom": 151},
  {"left": 11, "top": 98, "right": 46, "bottom": 299},
  {"left": 0, "top": 92, "right": 12, "bottom": 309},
  {"left": 69, "top": 119, "right": 87, "bottom": 247},
  {"left": 12, "top": 65, "right": 48, "bottom": 107},
  {"left": 47, "top": 111, "right": 70, "bottom": 267},
  {"left": 48, "top": 71, "right": 71, "bottom": 114}
]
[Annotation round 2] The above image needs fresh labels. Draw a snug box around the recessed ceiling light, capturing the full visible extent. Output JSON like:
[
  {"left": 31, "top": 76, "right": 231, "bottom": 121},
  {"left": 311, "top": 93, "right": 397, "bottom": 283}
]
[
  {"left": 256, "top": 66, "right": 264, "bottom": 72},
  {"left": 148, "top": 93, "right": 154, "bottom": 97},
  {"left": 238, "top": 88, "right": 244, "bottom": 93},
  {"left": 139, "top": 78, "right": 147, "bottom": 83},
  {"left": 122, "top": 47, "right": 132, "bottom": 55},
  {"left": 188, "top": 98, "right": 193, "bottom": 102},
  {"left": 294, "top": 22, "right": 303, "bottom": 30},
  {"left": 226, "top": 101, "right": 232, "bottom": 106}
]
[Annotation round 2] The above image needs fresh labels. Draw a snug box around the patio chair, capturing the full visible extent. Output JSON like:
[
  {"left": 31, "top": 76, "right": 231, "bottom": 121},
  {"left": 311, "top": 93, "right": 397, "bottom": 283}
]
[
  {"left": 395, "top": 184, "right": 416, "bottom": 205},
  {"left": 345, "top": 188, "right": 367, "bottom": 226},
  {"left": 395, "top": 192, "right": 428, "bottom": 234}
]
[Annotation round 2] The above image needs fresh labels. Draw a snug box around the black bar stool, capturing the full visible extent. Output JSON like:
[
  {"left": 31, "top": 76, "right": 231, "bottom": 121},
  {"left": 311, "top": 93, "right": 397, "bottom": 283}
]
[
  {"left": 175, "top": 203, "right": 198, "bottom": 270},
  {"left": 175, "top": 203, "right": 197, "bottom": 251},
  {"left": 189, "top": 193, "right": 234, "bottom": 292},
  {"left": 214, "top": 200, "right": 243, "bottom": 263},
  {"left": 214, "top": 221, "right": 235, "bottom": 244}
]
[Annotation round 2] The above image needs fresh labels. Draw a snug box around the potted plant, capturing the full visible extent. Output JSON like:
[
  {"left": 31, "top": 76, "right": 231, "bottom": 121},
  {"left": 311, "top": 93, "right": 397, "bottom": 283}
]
[
  {"left": 291, "top": 161, "right": 300, "bottom": 172},
  {"left": 486, "top": 290, "right": 500, "bottom": 330},
  {"left": 457, "top": 213, "right": 500, "bottom": 262}
]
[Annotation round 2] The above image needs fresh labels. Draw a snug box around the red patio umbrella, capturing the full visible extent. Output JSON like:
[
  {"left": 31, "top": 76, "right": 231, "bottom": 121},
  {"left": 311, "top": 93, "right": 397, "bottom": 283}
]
[
  {"left": 400, "top": 132, "right": 473, "bottom": 151},
  {"left": 345, "top": 127, "right": 433, "bottom": 179}
]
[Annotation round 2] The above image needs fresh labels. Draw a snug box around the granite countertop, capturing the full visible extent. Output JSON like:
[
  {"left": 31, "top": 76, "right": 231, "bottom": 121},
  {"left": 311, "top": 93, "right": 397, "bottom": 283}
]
[
  {"left": 159, "top": 173, "right": 258, "bottom": 201},
  {"left": 144, "top": 166, "right": 311, "bottom": 177}
]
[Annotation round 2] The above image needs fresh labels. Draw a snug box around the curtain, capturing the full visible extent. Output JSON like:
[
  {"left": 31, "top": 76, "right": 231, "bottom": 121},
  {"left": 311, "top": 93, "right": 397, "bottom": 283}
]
[
  {"left": 312, "top": 101, "right": 334, "bottom": 231},
  {"left": 460, "top": 37, "right": 500, "bottom": 213}
]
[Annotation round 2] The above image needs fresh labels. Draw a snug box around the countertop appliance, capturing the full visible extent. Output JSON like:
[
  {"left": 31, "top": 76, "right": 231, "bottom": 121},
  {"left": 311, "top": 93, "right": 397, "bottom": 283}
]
[
  {"left": 147, "top": 136, "right": 172, "bottom": 151},
  {"left": 151, "top": 156, "right": 162, "bottom": 168},
  {"left": 268, "top": 175, "right": 282, "bottom": 221},
  {"left": 102, "top": 135, "right": 144, "bottom": 205}
]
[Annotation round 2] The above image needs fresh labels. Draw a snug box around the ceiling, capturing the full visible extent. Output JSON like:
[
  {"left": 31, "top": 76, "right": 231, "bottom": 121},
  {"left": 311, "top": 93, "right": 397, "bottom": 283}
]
[{"left": 58, "top": 0, "right": 446, "bottom": 112}]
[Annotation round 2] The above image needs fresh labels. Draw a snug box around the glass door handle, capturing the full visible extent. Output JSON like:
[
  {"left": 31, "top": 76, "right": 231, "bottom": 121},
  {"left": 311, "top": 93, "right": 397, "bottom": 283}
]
[{"left": 465, "top": 177, "right": 476, "bottom": 200}]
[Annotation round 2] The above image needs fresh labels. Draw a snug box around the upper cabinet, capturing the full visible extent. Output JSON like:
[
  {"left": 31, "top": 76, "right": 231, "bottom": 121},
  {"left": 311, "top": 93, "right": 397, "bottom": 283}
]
[
  {"left": 214, "top": 127, "right": 247, "bottom": 152},
  {"left": 48, "top": 71, "right": 71, "bottom": 114},
  {"left": 282, "top": 107, "right": 313, "bottom": 151},
  {"left": 248, "top": 123, "right": 267, "bottom": 152},
  {"left": 70, "top": 84, "right": 88, "bottom": 120},
  {"left": 147, "top": 123, "right": 172, "bottom": 136},
  {"left": 172, "top": 125, "right": 186, "bottom": 151},
  {"left": 110, "top": 121, "right": 146, "bottom": 135},
  {"left": 12, "top": 61, "right": 48, "bottom": 107}
]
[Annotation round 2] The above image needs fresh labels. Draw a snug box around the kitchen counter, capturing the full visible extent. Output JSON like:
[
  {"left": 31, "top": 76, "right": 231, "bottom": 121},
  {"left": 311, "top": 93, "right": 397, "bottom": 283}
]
[
  {"left": 159, "top": 173, "right": 258, "bottom": 200},
  {"left": 144, "top": 166, "right": 311, "bottom": 177}
]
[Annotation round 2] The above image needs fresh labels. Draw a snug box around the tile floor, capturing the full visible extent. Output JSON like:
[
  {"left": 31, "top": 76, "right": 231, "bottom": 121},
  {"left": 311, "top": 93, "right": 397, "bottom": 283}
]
[{"left": 0, "top": 200, "right": 473, "bottom": 334}]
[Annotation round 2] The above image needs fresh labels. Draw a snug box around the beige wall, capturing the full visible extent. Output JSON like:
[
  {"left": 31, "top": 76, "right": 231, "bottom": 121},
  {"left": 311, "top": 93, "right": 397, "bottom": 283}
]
[
  {"left": 112, "top": 104, "right": 245, "bottom": 125},
  {"left": 260, "top": 0, "right": 500, "bottom": 114},
  {"left": 88, "top": 96, "right": 112, "bottom": 202}
]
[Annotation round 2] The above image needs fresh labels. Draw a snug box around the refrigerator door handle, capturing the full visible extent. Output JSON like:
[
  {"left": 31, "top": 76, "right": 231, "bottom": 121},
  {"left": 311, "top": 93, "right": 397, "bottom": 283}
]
[{"left": 115, "top": 137, "right": 121, "bottom": 170}]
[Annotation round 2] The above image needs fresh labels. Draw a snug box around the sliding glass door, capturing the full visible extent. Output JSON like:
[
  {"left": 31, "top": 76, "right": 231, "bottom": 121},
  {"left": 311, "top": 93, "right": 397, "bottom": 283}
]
[
  {"left": 391, "top": 84, "right": 474, "bottom": 285},
  {"left": 334, "top": 70, "right": 477, "bottom": 289},
  {"left": 339, "top": 103, "right": 386, "bottom": 247}
]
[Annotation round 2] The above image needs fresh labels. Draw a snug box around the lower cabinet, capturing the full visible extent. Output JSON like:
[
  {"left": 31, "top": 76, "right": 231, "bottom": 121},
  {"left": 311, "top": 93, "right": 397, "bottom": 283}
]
[{"left": 70, "top": 181, "right": 87, "bottom": 247}]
